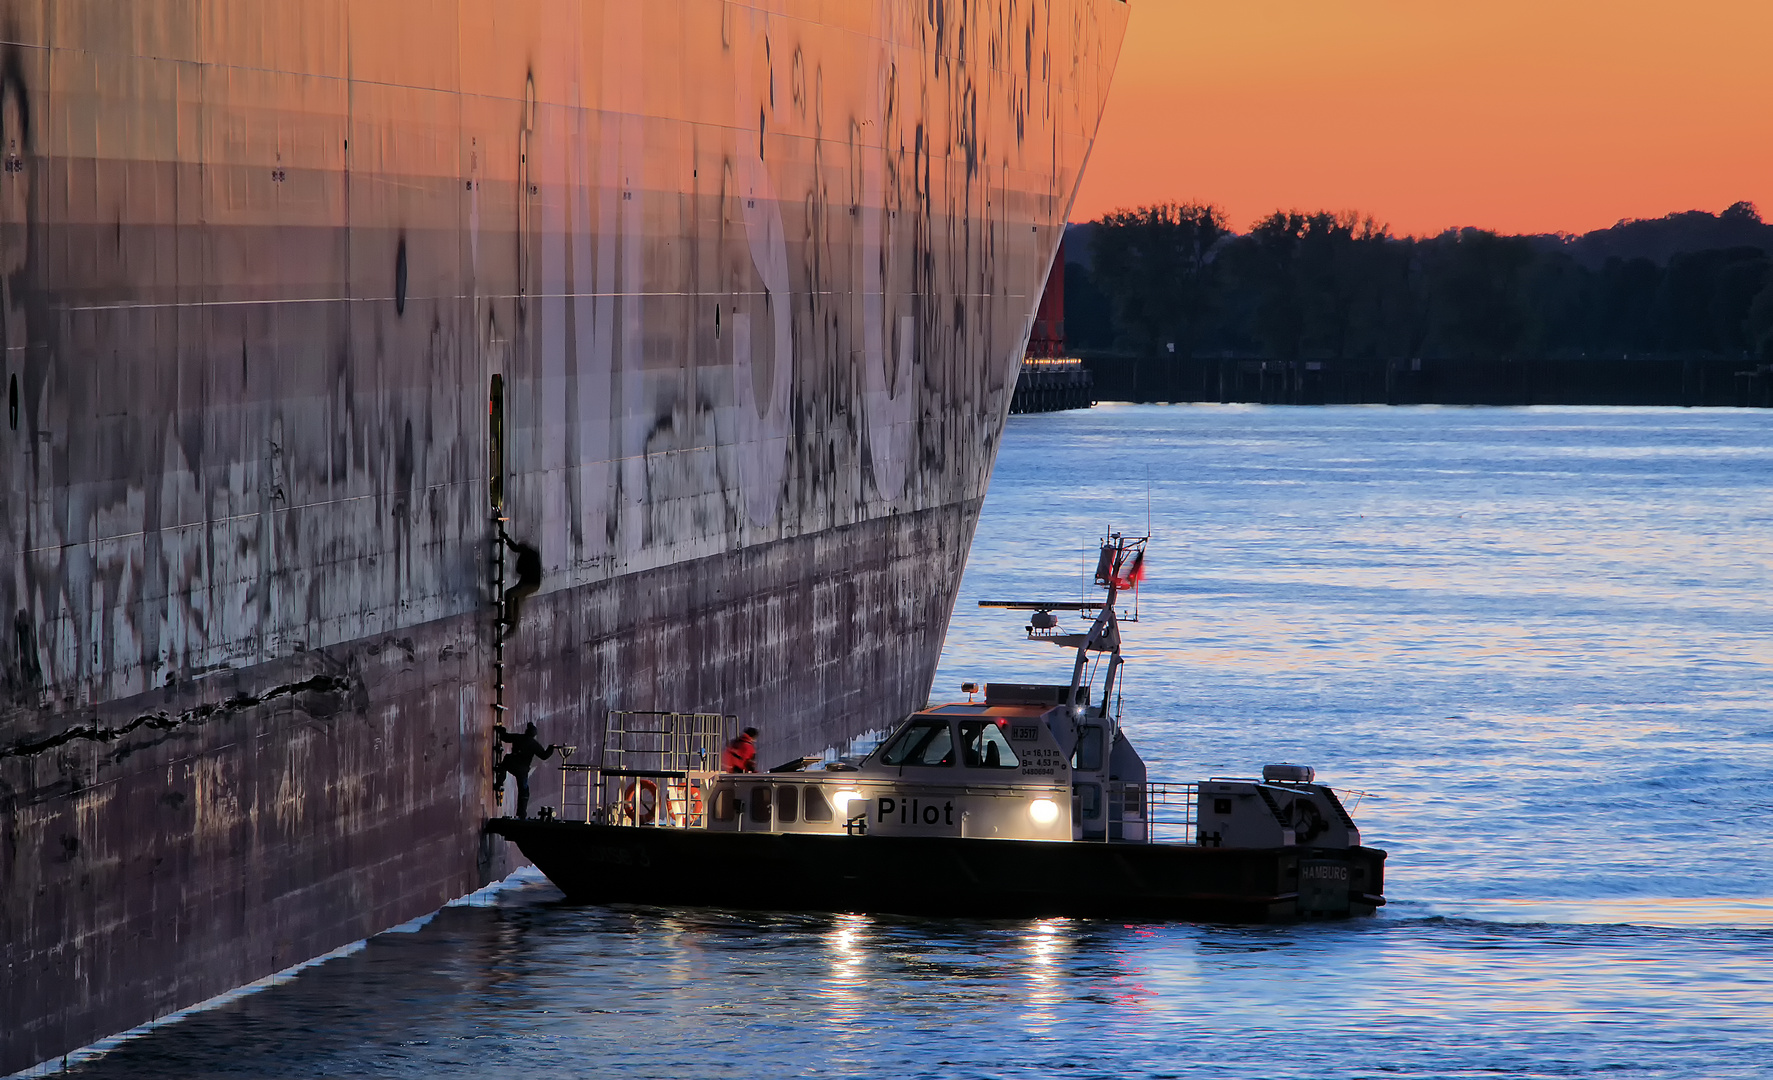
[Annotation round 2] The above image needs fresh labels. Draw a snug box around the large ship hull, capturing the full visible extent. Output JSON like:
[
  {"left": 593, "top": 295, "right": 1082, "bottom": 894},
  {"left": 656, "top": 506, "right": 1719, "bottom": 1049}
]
[{"left": 0, "top": 1, "right": 1129, "bottom": 1071}]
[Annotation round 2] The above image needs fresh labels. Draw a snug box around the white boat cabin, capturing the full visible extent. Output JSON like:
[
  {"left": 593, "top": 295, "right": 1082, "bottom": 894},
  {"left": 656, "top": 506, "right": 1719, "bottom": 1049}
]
[{"left": 705, "top": 682, "right": 1128, "bottom": 842}]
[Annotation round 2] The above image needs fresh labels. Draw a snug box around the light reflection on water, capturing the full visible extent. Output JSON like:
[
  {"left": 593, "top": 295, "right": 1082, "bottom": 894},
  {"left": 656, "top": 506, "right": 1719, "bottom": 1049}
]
[
  {"left": 59, "top": 892, "right": 1773, "bottom": 1079},
  {"left": 58, "top": 406, "right": 1773, "bottom": 1079}
]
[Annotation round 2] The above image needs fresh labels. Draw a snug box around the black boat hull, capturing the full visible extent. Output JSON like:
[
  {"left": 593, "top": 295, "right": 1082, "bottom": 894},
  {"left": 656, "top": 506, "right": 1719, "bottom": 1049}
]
[{"left": 488, "top": 819, "right": 1386, "bottom": 923}]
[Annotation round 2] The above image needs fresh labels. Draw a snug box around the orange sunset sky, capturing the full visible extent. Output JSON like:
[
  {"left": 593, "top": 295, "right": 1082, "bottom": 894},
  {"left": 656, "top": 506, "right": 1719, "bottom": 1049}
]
[{"left": 1070, "top": 1, "right": 1773, "bottom": 238}]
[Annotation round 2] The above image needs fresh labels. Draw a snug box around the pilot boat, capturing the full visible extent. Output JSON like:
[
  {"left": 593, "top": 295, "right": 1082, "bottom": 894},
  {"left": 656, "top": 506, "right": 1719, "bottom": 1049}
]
[{"left": 489, "top": 536, "right": 1387, "bottom": 921}]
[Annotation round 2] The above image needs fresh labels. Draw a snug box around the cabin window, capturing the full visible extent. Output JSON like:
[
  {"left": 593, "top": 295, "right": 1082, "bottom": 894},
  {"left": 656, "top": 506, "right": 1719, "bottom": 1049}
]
[
  {"left": 749, "top": 788, "right": 773, "bottom": 823},
  {"left": 712, "top": 787, "right": 737, "bottom": 822},
  {"left": 804, "top": 787, "right": 833, "bottom": 822},
  {"left": 776, "top": 786, "right": 799, "bottom": 823},
  {"left": 1073, "top": 726, "right": 1104, "bottom": 771},
  {"left": 959, "top": 721, "right": 1021, "bottom": 769},
  {"left": 879, "top": 720, "right": 955, "bottom": 767}
]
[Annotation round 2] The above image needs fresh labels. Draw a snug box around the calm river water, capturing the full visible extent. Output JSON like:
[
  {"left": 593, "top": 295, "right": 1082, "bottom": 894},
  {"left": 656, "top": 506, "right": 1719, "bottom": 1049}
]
[{"left": 56, "top": 406, "right": 1773, "bottom": 1078}]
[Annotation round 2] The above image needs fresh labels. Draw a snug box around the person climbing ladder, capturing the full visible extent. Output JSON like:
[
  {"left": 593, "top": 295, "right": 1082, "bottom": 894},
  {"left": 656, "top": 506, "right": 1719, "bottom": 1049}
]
[
  {"left": 499, "top": 531, "right": 542, "bottom": 637},
  {"left": 494, "top": 722, "right": 558, "bottom": 819}
]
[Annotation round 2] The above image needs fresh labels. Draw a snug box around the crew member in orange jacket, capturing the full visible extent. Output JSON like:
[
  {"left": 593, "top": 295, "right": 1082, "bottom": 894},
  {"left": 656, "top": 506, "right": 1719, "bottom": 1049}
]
[{"left": 722, "top": 727, "right": 759, "bottom": 773}]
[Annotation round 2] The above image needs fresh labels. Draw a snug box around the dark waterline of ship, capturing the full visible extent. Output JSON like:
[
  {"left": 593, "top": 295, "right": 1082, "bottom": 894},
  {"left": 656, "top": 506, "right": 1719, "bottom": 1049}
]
[{"left": 48, "top": 405, "right": 1773, "bottom": 1079}]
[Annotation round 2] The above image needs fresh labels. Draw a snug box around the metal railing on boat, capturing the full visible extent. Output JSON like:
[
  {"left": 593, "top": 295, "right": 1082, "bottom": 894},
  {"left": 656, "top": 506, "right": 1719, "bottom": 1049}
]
[
  {"left": 1143, "top": 782, "right": 1198, "bottom": 844},
  {"left": 560, "top": 764, "right": 717, "bottom": 828},
  {"left": 554, "top": 709, "right": 731, "bottom": 826}
]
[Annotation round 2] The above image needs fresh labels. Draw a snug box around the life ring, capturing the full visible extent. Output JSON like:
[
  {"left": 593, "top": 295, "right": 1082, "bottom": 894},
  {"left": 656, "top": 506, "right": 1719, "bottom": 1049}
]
[
  {"left": 1289, "top": 799, "right": 1327, "bottom": 844},
  {"left": 620, "top": 778, "right": 667, "bottom": 824}
]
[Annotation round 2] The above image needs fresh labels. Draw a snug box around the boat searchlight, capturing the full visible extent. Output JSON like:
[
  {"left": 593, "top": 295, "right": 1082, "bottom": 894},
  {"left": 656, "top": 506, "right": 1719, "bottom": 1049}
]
[
  {"left": 833, "top": 790, "right": 864, "bottom": 816},
  {"left": 1029, "top": 798, "right": 1060, "bottom": 824}
]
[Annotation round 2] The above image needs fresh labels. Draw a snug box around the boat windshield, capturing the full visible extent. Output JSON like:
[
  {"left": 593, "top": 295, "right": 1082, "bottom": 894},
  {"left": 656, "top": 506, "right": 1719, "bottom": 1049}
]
[
  {"left": 959, "top": 720, "right": 1021, "bottom": 769},
  {"left": 879, "top": 720, "right": 954, "bottom": 767}
]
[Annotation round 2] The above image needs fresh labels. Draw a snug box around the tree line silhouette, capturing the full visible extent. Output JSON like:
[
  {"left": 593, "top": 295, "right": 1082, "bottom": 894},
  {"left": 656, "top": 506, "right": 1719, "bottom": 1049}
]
[{"left": 1065, "top": 201, "right": 1773, "bottom": 367}]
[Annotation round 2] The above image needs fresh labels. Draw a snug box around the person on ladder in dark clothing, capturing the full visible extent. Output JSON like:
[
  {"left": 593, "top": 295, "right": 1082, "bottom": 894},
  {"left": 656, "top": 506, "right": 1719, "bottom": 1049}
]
[
  {"left": 499, "top": 532, "right": 542, "bottom": 638},
  {"left": 495, "top": 722, "right": 558, "bottom": 818}
]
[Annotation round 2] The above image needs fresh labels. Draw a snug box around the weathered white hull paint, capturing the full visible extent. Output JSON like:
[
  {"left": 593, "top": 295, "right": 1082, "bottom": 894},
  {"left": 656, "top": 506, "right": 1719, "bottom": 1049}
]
[{"left": 0, "top": 1, "right": 1130, "bottom": 1071}]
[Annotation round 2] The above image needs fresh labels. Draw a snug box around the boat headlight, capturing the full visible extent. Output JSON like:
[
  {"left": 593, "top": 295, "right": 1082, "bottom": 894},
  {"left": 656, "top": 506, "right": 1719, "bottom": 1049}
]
[
  {"left": 833, "top": 790, "right": 864, "bottom": 816},
  {"left": 1029, "top": 798, "right": 1059, "bottom": 824}
]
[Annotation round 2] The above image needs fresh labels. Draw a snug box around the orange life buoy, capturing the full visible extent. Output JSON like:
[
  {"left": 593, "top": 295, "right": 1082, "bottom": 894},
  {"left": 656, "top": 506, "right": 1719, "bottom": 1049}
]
[{"left": 620, "top": 778, "right": 666, "bottom": 824}]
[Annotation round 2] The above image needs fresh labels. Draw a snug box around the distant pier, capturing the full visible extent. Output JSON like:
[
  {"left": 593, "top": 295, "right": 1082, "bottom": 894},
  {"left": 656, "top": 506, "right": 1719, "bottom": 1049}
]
[
  {"left": 1011, "top": 358, "right": 1095, "bottom": 413},
  {"left": 1080, "top": 353, "right": 1773, "bottom": 408}
]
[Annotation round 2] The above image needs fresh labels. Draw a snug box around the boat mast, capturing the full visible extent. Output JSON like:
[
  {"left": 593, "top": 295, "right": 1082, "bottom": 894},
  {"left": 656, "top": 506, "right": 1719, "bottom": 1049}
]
[
  {"left": 1067, "top": 575, "right": 1119, "bottom": 715},
  {"left": 981, "top": 532, "right": 1146, "bottom": 724},
  {"left": 1070, "top": 533, "right": 1143, "bottom": 719}
]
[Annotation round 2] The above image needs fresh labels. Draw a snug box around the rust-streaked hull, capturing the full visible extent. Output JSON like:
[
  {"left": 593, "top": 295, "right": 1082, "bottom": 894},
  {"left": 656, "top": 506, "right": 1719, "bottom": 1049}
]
[{"left": 0, "top": 1, "right": 1129, "bottom": 1070}]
